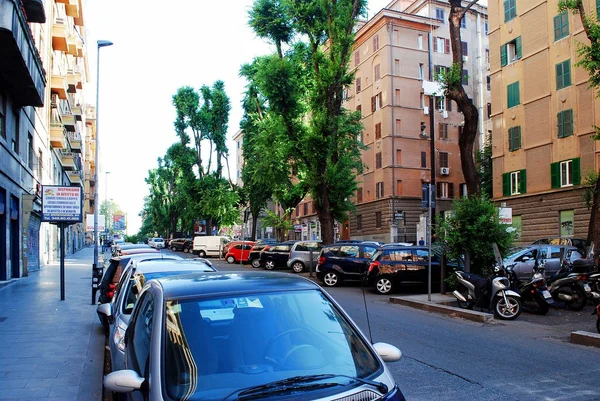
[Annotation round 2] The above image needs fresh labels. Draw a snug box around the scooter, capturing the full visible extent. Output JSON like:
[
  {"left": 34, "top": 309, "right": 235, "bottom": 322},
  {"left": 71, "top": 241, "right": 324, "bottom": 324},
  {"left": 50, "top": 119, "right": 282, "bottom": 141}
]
[
  {"left": 594, "top": 304, "right": 600, "bottom": 334},
  {"left": 452, "top": 245, "right": 521, "bottom": 320},
  {"left": 506, "top": 264, "right": 554, "bottom": 315},
  {"left": 544, "top": 258, "right": 588, "bottom": 311}
]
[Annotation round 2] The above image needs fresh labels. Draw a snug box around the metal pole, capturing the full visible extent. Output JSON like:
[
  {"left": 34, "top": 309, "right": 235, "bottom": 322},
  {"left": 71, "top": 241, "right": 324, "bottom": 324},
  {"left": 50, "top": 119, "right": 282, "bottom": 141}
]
[
  {"left": 428, "top": 32, "right": 437, "bottom": 226},
  {"left": 93, "top": 44, "right": 100, "bottom": 273},
  {"left": 427, "top": 184, "right": 432, "bottom": 302},
  {"left": 60, "top": 223, "right": 65, "bottom": 301}
]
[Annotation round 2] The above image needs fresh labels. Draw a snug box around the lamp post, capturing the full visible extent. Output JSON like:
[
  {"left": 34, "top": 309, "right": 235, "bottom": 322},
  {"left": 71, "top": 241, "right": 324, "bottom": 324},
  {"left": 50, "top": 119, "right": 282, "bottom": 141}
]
[{"left": 93, "top": 40, "right": 113, "bottom": 274}]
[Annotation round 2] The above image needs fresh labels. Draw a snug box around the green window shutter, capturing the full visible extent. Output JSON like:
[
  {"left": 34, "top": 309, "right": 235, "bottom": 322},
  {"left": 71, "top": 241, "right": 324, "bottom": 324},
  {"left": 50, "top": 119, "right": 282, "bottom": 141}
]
[
  {"left": 515, "top": 36, "right": 522, "bottom": 59},
  {"left": 519, "top": 169, "right": 527, "bottom": 194},
  {"left": 515, "top": 126, "right": 521, "bottom": 150},
  {"left": 565, "top": 109, "right": 573, "bottom": 136},
  {"left": 556, "top": 62, "right": 563, "bottom": 89},
  {"left": 504, "top": 0, "right": 510, "bottom": 22},
  {"left": 508, "top": 128, "right": 514, "bottom": 151},
  {"left": 554, "top": 15, "right": 561, "bottom": 40},
  {"left": 500, "top": 45, "right": 508, "bottom": 67},
  {"left": 502, "top": 173, "right": 510, "bottom": 196},
  {"left": 597, "top": 0, "right": 600, "bottom": 21},
  {"left": 557, "top": 110, "right": 564, "bottom": 138},
  {"left": 573, "top": 158, "right": 581, "bottom": 185},
  {"left": 564, "top": 61, "right": 571, "bottom": 87},
  {"left": 550, "top": 162, "right": 560, "bottom": 188},
  {"left": 508, "top": 82, "right": 520, "bottom": 108}
]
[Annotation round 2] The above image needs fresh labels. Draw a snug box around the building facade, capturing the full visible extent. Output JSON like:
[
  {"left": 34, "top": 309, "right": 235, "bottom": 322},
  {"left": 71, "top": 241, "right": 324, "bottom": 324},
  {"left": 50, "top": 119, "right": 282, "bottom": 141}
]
[
  {"left": 489, "top": 0, "right": 598, "bottom": 243},
  {"left": 0, "top": 0, "right": 91, "bottom": 281},
  {"left": 345, "top": 0, "right": 490, "bottom": 243}
]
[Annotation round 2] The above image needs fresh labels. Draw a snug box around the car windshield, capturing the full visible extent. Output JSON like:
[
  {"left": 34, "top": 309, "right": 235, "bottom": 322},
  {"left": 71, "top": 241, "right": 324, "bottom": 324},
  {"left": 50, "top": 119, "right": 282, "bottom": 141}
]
[
  {"left": 504, "top": 246, "right": 527, "bottom": 260},
  {"left": 163, "top": 289, "right": 381, "bottom": 401}
]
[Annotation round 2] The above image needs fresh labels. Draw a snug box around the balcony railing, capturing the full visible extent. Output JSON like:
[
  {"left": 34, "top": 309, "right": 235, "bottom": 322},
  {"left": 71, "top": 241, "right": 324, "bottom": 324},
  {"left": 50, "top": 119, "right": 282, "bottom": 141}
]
[
  {"left": 50, "top": 123, "right": 66, "bottom": 149},
  {"left": 67, "top": 132, "right": 82, "bottom": 152}
]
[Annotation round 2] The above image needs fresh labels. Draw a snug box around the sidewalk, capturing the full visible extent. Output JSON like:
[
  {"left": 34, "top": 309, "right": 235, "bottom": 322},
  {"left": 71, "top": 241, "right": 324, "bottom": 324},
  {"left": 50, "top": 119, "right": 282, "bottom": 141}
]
[{"left": 0, "top": 247, "right": 105, "bottom": 401}]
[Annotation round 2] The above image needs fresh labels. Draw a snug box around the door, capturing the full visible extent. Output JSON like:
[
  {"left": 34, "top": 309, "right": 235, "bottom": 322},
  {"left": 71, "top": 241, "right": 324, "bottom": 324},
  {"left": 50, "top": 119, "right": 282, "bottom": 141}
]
[
  {"left": 337, "top": 245, "right": 362, "bottom": 279},
  {"left": 0, "top": 189, "right": 6, "bottom": 281},
  {"left": 414, "top": 248, "right": 441, "bottom": 286},
  {"left": 545, "top": 246, "right": 564, "bottom": 276},
  {"left": 126, "top": 291, "right": 155, "bottom": 401},
  {"left": 10, "top": 196, "right": 19, "bottom": 279},
  {"left": 359, "top": 245, "right": 378, "bottom": 276},
  {"left": 274, "top": 245, "right": 292, "bottom": 267},
  {"left": 514, "top": 249, "right": 538, "bottom": 279},
  {"left": 388, "top": 248, "right": 417, "bottom": 285}
]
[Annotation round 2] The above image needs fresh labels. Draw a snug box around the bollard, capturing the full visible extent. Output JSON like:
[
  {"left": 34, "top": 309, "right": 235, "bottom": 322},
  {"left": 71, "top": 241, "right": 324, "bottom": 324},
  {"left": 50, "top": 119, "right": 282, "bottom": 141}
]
[{"left": 309, "top": 249, "right": 314, "bottom": 277}]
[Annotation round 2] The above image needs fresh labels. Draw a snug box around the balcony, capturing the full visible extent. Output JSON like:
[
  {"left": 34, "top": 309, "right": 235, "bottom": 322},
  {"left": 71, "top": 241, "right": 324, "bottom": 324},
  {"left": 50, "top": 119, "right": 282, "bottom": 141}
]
[
  {"left": 67, "top": 171, "right": 82, "bottom": 185},
  {"left": 61, "top": 112, "right": 76, "bottom": 131},
  {"left": 65, "top": 0, "right": 79, "bottom": 18},
  {"left": 60, "top": 151, "right": 76, "bottom": 170},
  {"left": 66, "top": 35, "right": 77, "bottom": 56},
  {"left": 51, "top": 75, "right": 67, "bottom": 100},
  {"left": 51, "top": 17, "right": 68, "bottom": 52},
  {"left": 85, "top": 173, "right": 95, "bottom": 185},
  {"left": 21, "top": 0, "right": 46, "bottom": 23},
  {"left": 71, "top": 104, "right": 83, "bottom": 120},
  {"left": 0, "top": 0, "right": 46, "bottom": 107},
  {"left": 50, "top": 123, "right": 66, "bottom": 148},
  {"left": 67, "top": 132, "right": 82, "bottom": 152}
]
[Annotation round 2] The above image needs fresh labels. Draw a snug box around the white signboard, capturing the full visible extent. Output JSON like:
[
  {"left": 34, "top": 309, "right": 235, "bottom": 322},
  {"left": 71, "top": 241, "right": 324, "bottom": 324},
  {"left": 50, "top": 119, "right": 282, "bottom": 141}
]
[
  {"left": 86, "top": 214, "right": 106, "bottom": 231},
  {"left": 41, "top": 186, "right": 82, "bottom": 223},
  {"left": 498, "top": 207, "right": 512, "bottom": 225}
]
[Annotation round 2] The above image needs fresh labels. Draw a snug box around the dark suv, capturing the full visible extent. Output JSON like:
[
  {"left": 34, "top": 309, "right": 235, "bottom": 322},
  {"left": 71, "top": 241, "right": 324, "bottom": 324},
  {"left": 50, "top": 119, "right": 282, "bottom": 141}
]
[
  {"left": 365, "top": 245, "right": 458, "bottom": 294},
  {"left": 259, "top": 241, "right": 297, "bottom": 270},
  {"left": 169, "top": 238, "right": 193, "bottom": 253},
  {"left": 316, "top": 242, "right": 380, "bottom": 287}
]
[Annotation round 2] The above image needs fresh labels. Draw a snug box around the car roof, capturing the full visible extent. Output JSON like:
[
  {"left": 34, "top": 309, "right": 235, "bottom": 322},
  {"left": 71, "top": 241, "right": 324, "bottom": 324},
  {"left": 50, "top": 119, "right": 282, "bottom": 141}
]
[
  {"left": 120, "top": 248, "right": 160, "bottom": 255},
  {"left": 151, "top": 271, "right": 318, "bottom": 300},
  {"left": 119, "top": 244, "right": 152, "bottom": 249},
  {"left": 135, "top": 259, "right": 216, "bottom": 274},
  {"left": 128, "top": 253, "right": 183, "bottom": 262}
]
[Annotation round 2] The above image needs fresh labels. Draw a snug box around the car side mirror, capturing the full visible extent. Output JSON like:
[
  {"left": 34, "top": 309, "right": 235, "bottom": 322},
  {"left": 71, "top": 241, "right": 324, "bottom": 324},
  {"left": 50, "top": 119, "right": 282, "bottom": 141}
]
[
  {"left": 372, "top": 342, "right": 402, "bottom": 362},
  {"left": 104, "top": 370, "right": 144, "bottom": 393},
  {"left": 97, "top": 303, "right": 112, "bottom": 318},
  {"left": 521, "top": 256, "right": 530, "bottom": 262}
]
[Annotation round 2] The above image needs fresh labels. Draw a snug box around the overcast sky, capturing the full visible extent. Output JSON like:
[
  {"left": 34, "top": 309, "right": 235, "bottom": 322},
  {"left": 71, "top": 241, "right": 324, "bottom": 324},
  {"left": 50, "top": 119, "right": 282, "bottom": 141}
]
[{"left": 83, "top": 0, "right": 403, "bottom": 234}]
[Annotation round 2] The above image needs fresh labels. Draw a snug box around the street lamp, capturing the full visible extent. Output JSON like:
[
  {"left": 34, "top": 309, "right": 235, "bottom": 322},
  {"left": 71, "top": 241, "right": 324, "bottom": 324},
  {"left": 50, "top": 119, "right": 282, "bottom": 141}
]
[{"left": 93, "top": 40, "right": 113, "bottom": 273}]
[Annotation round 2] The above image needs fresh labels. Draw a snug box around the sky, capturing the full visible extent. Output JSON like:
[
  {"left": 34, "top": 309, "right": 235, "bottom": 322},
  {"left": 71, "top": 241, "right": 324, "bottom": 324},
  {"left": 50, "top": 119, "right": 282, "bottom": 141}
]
[{"left": 83, "top": 0, "right": 397, "bottom": 234}]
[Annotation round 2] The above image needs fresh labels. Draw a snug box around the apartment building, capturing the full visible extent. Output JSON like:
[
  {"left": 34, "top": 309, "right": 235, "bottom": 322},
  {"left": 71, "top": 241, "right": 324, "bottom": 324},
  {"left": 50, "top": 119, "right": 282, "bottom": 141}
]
[
  {"left": 344, "top": 0, "right": 490, "bottom": 243},
  {"left": 0, "top": 0, "right": 91, "bottom": 280},
  {"left": 489, "top": 0, "right": 598, "bottom": 242}
]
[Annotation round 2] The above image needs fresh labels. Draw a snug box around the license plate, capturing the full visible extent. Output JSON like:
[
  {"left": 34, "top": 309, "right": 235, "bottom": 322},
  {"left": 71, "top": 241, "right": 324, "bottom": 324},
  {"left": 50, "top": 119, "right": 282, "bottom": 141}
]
[
  {"left": 584, "top": 284, "right": 591, "bottom": 292},
  {"left": 542, "top": 290, "right": 551, "bottom": 299}
]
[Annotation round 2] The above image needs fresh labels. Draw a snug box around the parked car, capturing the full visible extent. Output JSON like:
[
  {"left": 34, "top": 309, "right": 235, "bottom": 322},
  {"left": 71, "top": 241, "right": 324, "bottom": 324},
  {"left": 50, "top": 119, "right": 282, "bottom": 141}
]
[
  {"left": 316, "top": 242, "right": 380, "bottom": 287},
  {"left": 221, "top": 240, "right": 254, "bottom": 259},
  {"left": 503, "top": 244, "right": 582, "bottom": 280},
  {"left": 169, "top": 238, "right": 193, "bottom": 253},
  {"left": 149, "top": 237, "right": 165, "bottom": 249},
  {"left": 104, "top": 271, "right": 404, "bottom": 401},
  {"left": 532, "top": 237, "right": 589, "bottom": 257},
  {"left": 287, "top": 241, "right": 323, "bottom": 273},
  {"left": 225, "top": 241, "right": 256, "bottom": 263},
  {"left": 248, "top": 243, "right": 275, "bottom": 268},
  {"left": 193, "top": 235, "right": 230, "bottom": 257},
  {"left": 259, "top": 241, "right": 297, "bottom": 270},
  {"left": 97, "top": 259, "right": 216, "bottom": 372},
  {"left": 365, "top": 245, "right": 459, "bottom": 294}
]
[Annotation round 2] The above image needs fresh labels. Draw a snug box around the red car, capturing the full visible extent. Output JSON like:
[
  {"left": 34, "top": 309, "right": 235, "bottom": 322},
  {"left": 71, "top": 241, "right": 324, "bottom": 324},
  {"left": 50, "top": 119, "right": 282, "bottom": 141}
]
[{"left": 224, "top": 241, "right": 256, "bottom": 263}]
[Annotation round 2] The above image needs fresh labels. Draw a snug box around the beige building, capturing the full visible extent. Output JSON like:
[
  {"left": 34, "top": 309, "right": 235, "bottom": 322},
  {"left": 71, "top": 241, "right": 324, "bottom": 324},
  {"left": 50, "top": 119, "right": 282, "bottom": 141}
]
[
  {"left": 344, "top": 0, "right": 490, "bottom": 243},
  {"left": 489, "top": 0, "right": 598, "bottom": 242}
]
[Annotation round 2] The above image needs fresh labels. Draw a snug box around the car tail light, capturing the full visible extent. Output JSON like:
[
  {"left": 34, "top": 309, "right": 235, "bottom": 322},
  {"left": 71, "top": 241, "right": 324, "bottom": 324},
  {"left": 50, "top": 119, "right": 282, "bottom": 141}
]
[
  {"left": 368, "top": 261, "right": 380, "bottom": 273},
  {"left": 318, "top": 256, "right": 325, "bottom": 265}
]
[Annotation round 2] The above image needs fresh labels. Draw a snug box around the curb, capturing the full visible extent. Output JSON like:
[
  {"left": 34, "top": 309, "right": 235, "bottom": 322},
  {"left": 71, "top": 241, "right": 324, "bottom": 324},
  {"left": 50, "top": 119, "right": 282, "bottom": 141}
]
[
  {"left": 0, "top": 278, "right": 18, "bottom": 290},
  {"left": 389, "top": 297, "right": 494, "bottom": 324},
  {"left": 571, "top": 331, "right": 600, "bottom": 348}
]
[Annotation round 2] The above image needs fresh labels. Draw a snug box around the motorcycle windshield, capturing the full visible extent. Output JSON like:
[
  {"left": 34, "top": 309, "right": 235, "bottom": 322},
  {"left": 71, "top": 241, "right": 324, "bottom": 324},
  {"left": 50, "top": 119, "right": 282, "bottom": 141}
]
[{"left": 492, "top": 243, "right": 503, "bottom": 268}]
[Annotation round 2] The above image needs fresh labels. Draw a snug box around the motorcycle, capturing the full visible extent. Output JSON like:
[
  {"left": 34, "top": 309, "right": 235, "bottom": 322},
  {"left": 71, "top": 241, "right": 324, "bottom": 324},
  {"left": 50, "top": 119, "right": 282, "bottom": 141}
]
[
  {"left": 452, "top": 245, "right": 521, "bottom": 320},
  {"left": 506, "top": 264, "right": 554, "bottom": 315},
  {"left": 544, "top": 258, "right": 588, "bottom": 311}
]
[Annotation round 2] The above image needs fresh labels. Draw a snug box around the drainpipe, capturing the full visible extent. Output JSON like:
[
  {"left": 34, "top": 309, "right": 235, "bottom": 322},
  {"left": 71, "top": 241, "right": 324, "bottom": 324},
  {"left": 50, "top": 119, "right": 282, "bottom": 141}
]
[
  {"left": 389, "top": 22, "right": 397, "bottom": 243},
  {"left": 476, "top": 11, "right": 485, "bottom": 149},
  {"left": 428, "top": 31, "right": 436, "bottom": 224}
]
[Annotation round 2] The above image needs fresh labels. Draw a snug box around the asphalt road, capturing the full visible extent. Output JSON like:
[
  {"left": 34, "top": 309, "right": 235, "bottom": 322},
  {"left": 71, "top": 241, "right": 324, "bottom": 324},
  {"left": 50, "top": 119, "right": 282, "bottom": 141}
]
[{"left": 172, "top": 251, "right": 600, "bottom": 401}]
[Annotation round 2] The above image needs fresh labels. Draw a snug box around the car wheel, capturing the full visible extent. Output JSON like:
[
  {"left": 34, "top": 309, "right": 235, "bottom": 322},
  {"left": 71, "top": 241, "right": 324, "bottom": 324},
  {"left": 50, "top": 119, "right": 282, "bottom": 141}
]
[
  {"left": 171, "top": 246, "right": 177, "bottom": 251},
  {"left": 265, "top": 260, "right": 275, "bottom": 270},
  {"left": 251, "top": 259, "right": 261, "bottom": 268},
  {"left": 291, "top": 261, "right": 305, "bottom": 273},
  {"left": 198, "top": 250, "right": 206, "bottom": 258},
  {"left": 183, "top": 247, "right": 189, "bottom": 253},
  {"left": 493, "top": 294, "right": 521, "bottom": 320},
  {"left": 226, "top": 256, "right": 235, "bottom": 264},
  {"left": 375, "top": 277, "right": 394, "bottom": 294},
  {"left": 323, "top": 271, "right": 340, "bottom": 287}
]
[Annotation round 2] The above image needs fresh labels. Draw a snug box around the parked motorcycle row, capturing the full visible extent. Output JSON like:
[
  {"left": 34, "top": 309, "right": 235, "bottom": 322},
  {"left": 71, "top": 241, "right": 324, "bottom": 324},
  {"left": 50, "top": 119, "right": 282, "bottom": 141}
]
[{"left": 452, "top": 245, "right": 600, "bottom": 332}]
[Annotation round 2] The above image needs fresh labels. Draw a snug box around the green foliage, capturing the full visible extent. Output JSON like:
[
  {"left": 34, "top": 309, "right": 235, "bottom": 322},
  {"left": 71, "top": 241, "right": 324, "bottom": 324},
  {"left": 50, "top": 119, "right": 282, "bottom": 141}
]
[
  {"left": 438, "top": 195, "right": 514, "bottom": 277},
  {"left": 582, "top": 170, "right": 600, "bottom": 208},
  {"left": 249, "top": 0, "right": 293, "bottom": 57},
  {"left": 438, "top": 63, "right": 463, "bottom": 92},
  {"left": 100, "top": 199, "right": 121, "bottom": 234},
  {"left": 197, "top": 176, "right": 241, "bottom": 227},
  {"left": 475, "top": 138, "right": 493, "bottom": 198}
]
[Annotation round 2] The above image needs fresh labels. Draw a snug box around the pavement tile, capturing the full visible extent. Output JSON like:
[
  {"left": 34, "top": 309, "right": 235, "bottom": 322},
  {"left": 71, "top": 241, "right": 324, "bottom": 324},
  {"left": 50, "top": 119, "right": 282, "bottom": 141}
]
[
  {"left": 0, "top": 364, "right": 39, "bottom": 372},
  {"left": 48, "top": 385, "right": 80, "bottom": 397},
  {"left": 26, "top": 376, "right": 81, "bottom": 388},
  {"left": 0, "top": 388, "right": 50, "bottom": 399},
  {"left": 0, "top": 378, "right": 28, "bottom": 389}
]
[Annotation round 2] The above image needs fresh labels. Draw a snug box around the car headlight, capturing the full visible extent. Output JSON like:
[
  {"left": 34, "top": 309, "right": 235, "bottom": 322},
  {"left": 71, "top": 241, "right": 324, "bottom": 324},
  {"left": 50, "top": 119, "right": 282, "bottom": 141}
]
[{"left": 113, "top": 321, "right": 127, "bottom": 352}]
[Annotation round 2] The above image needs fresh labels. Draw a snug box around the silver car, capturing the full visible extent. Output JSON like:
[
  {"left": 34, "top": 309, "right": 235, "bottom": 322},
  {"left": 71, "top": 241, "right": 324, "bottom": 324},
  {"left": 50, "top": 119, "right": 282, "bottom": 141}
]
[
  {"left": 104, "top": 272, "right": 405, "bottom": 401},
  {"left": 97, "top": 259, "right": 215, "bottom": 371},
  {"left": 286, "top": 241, "right": 323, "bottom": 273},
  {"left": 503, "top": 244, "right": 581, "bottom": 280}
]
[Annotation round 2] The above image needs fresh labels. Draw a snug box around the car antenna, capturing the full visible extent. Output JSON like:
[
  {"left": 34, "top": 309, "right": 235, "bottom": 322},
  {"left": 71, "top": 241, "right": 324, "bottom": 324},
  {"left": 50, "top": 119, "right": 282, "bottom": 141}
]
[{"left": 361, "top": 270, "right": 374, "bottom": 343}]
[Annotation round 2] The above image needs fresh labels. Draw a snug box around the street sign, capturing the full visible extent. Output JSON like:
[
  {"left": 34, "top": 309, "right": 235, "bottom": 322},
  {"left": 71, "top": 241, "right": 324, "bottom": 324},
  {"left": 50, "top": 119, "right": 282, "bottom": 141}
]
[
  {"left": 421, "top": 184, "right": 436, "bottom": 208},
  {"left": 41, "top": 185, "right": 83, "bottom": 223}
]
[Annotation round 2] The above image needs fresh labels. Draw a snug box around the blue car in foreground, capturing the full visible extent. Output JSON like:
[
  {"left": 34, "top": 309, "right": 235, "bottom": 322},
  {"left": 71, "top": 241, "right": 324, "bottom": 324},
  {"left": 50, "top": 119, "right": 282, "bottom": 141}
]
[{"left": 105, "top": 272, "right": 405, "bottom": 401}]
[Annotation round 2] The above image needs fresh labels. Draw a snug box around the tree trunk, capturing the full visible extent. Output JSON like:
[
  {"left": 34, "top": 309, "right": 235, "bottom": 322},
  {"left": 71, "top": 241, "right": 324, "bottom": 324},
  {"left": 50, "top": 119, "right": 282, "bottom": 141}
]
[
  {"left": 316, "top": 181, "right": 335, "bottom": 245},
  {"left": 448, "top": 0, "right": 481, "bottom": 195},
  {"left": 587, "top": 178, "right": 600, "bottom": 263},
  {"left": 250, "top": 211, "right": 258, "bottom": 241}
]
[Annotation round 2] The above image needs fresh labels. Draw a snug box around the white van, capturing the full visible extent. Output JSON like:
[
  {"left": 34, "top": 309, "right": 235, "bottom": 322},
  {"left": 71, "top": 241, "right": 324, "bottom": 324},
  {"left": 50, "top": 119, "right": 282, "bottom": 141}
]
[{"left": 192, "top": 236, "right": 230, "bottom": 257}]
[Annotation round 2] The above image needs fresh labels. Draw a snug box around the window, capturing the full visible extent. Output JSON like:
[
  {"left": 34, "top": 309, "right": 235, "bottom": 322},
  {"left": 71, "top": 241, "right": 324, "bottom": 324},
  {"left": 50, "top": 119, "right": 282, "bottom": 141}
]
[
  {"left": 437, "top": 182, "right": 454, "bottom": 199},
  {"left": 375, "top": 211, "right": 382, "bottom": 228},
  {"left": 375, "top": 152, "right": 382, "bottom": 169},
  {"left": 296, "top": 206, "right": 299, "bottom": 217},
  {"left": 376, "top": 181, "right": 384, "bottom": 198},
  {"left": 462, "top": 69, "right": 469, "bottom": 85},
  {"left": 356, "top": 215, "right": 363, "bottom": 230},
  {"left": 356, "top": 105, "right": 361, "bottom": 116},
  {"left": 303, "top": 203, "right": 308, "bottom": 215},
  {"left": 556, "top": 60, "right": 571, "bottom": 90},
  {"left": 396, "top": 149, "right": 401, "bottom": 165},
  {"left": 436, "top": 96, "right": 446, "bottom": 111},
  {"left": 560, "top": 160, "right": 574, "bottom": 186},
  {"left": 554, "top": 12, "right": 569, "bottom": 41},
  {"left": 461, "top": 41, "right": 468, "bottom": 58},
  {"left": 560, "top": 210, "right": 575, "bottom": 236},
  {"left": 395, "top": 119, "right": 401, "bottom": 135},
  {"left": 420, "top": 93, "right": 425, "bottom": 108},
  {"left": 375, "top": 123, "right": 381, "bottom": 139},
  {"left": 12, "top": 108, "right": 19, "bottom": 154},
  {"left": 394, "top": 29, "right": 400, "bottom": 43},
  {"left": 27, "top": 133, "right": 33, "bottom": 169},
  {"left": 373, "top": 35, "right": 379, "bottom": 51},
  {"left": 374, "top": 64, "right": 380, "bottom": 81},
  {"left": 504, "top": 0, "right": 517, "bottom": 22},
  {"left": 461, "top": 16, "right": 467, "bottom": 28},
  {"left": 439, "top": 152, "right": 449, "bottom": 168},
  {"left": 507, "top": 82, "right": 520, "bottom": 108},
  {"left": 438, "top": 124, "right": 448, "bottom": 140},
  {"left": 487, "top": 102, "right": 492, "bottom": 118},
  {"left": 557, "top": 109, "right": 574, "bottom": 138},
  {"left": 371, "top": 92, "right": 383, "bottom": 112},
  {"left": 434, "top": 37, "right": 450, "bottom": 54},
  {"left": 357, "top": 188, "right": 363, "bottom": 203},
  {"left": 487, "top": 75, "right": 491, "bottom": 91},
  {"left": 421, "top": 152, "right": 427, "bottom": 168},
  {"left": 130, "top": 293, "right": 154, "bottom": 378},
  {"left": 508, "top": 126, "right": 521, "bottom": 151},
  {"left": 485, "top": 20, "right": 489, "bottom": 35},
  {"left": 418, "top": 34, "right": 423, "bottom": 50},
  {"left": 355, "top": 51, "right": 360, "bottom": 66},
  {"left": 500, "top": 37, "right": 522, "bottom": 66},
  {"left": 0, "top": 92, "right": 5, "bottom": 139},
  {"left": 434, "top": 65, "right": 449, "bottom": 80},
  {"left": 418, "top": 63, "right": 424, "bottom": 79},
  {"left": 356, "top": 77, "right": 361, "bottom": 93},
  {"left": 446, "top": 98, "right": 452, "bottom": 111},
  {"left": 395, "top": 89, "right": 400, "bottom": 104},
  {"left": 502, "top": 169, "right": 526, "bottom": 196},
  {"left": 436, "top": 8, "right": 444, "bottom": 22},
  {"left": 394, "top": 59, "right": 400, "bottom": 74},
  {"left": 511, "top": 215, "right": 522, "bottom": 239},
  {"left": 459, "top": 183, "right": 468, "bottom": 197}
]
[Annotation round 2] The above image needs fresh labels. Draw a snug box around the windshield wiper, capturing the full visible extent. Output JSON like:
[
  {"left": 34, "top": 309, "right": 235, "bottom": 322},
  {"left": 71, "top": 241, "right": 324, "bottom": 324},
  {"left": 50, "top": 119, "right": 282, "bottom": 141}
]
[{"left": 221, "top": 374, "right": 388, "bottom": 401}]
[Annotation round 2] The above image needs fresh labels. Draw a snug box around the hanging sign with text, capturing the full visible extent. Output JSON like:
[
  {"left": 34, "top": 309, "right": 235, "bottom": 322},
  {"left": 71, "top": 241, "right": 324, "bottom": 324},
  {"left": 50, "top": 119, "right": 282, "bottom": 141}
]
[{"left": 41, "top": 186, "right": 83, "bottom": 223}]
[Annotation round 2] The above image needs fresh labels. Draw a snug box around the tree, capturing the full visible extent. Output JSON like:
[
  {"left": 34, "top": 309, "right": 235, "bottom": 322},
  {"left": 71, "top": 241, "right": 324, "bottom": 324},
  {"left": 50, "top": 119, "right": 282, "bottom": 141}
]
[
  {"left": 558, "top": 0, "right": 600, "bottom": 261},
  {"left": 100, "top": 199, "right": 120, "bottom": 236},
  {"left": 475, "top": 138, "right": 493, "bottom": 198},
  {"left": 444, "top": 0, "right": 481, "bottom": 195},
  {"left": 248, "top": 0, "right": 366, "bottom": 244}
]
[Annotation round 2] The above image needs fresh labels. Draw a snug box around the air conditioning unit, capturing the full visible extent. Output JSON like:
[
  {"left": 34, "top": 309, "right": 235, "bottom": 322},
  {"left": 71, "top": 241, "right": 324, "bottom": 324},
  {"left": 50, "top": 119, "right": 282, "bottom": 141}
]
[
  {"left": 462, "top": 55, "right": 468, "bottom": 62},
  {"left": 440, "top": 167, "right": 450, "bottom": 175},
  {"left": 423, "top": 106, "right": 429, "bottom": 115},
  {"left": 442, "top": 110, "right": 448, "bottom": 119}
]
